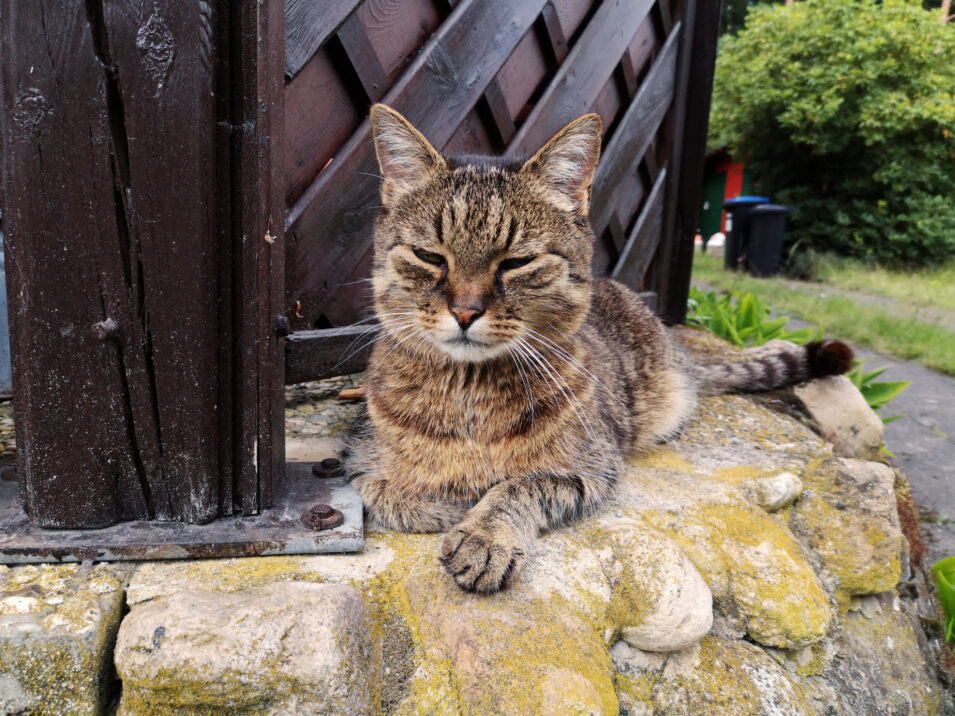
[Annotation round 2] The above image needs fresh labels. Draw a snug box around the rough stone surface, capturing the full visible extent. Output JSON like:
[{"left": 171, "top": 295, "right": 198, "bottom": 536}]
[
  {"left": 791, "top": 458, "right": 902, "bottom": 596},
  {"left": 742, "top": 471, "right": 804, "bottom": 512},
  {"left": 0, "top": 563, "right": 127, "bottom": 716},
  {"left": 8, "top": 342, "right": 950, "bottom": 714},
  {"left": 794, "top": 374, "right": 884, "bottom": 459},
  {"left": 115, "top": 582, "right": 376, "bottom": 715}
]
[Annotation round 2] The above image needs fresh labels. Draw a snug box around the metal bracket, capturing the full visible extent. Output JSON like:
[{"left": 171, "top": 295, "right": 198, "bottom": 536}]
[{"left": 0, "top": 462, "right": 363, "bottom": 564}]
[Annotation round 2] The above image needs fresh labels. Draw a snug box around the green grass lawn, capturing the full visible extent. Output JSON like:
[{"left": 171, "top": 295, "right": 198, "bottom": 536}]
[
  {"left": 811, "top": 254, "right": 955, "bottom": 313},
  {"left": 691, "top": 251, "right": 955, "bottom": 376}
]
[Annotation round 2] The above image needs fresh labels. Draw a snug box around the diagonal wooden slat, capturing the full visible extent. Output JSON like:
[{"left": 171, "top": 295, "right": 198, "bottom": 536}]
[
  {"left": 611, "top": 167, "right": 667, "bottom": 288},
  {"left": 285, "top": 0, "right": 362, "bottom": 79},
  {"left": 537, "top": 1, "right": 568, "bottom": 66},
  {"left": 337, "top": 13, "right": 389, "bottom": 104},
  {"left": 589, "top": 21, "right": 679, "bottom": 236},
  {"left": 508, "top": 0, "right": 655, "bottom": 156},
  {"left": 286, "top": 0, "right": 549, "bottom": 329}
]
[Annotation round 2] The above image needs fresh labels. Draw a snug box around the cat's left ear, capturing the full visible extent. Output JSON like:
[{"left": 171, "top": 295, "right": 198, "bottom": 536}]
[
  {"left": 519, "top": 114, "right": 602, "bottom": 215},
  {"left": 370, "top": 104, "right": 445, "bottom": 206}
]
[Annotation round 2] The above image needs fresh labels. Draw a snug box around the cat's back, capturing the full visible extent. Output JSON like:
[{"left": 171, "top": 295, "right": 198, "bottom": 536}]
[{"left": 588, "top": 278, "right": 668, "bottom": 358}]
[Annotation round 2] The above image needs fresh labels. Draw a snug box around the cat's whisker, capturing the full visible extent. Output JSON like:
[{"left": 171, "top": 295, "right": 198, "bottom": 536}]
[
  {"left": 517, "top": 338, "right": 598, "bottom": 442},
  {"left": 522, "top": 330, "right": 625, "bottom": 409},
  {"left": 332, "top": 320, "right": 418, "bottom": 371},
  {"left": 505, "top": 344, "right": 535, "bottom": 428}
]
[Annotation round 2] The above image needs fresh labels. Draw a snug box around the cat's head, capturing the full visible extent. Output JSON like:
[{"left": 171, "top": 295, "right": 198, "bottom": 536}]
[{"left": 369, "top": 104, "right": 601, "bottom": 363}]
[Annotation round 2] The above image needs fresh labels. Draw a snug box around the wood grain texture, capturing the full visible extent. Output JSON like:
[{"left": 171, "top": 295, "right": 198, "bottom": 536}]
[
  {"left": 611, "top": 168, "right": 667, "bottom": 288},
  {"left": 653, "top": 0, "right": 719, "bottom": 324},
  {"left": 508, "top": 0, "right": 655, "bottom": 155},
  {"left": 285, "top": 0, "right": 361, "bottom": 79},
  {"left": 590, "top": 20, "right": 679, "bottom": 234},
  {"left": 286, "top": 326, "right": 376, "bottom": 384},
  {"left": 1, "top": 0, "right": 220, "bottom": 526}
]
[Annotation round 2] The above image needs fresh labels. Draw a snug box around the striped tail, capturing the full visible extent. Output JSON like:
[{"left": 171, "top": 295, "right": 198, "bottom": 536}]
[{"left": 694, "top": 339, "right": 854, "bottom": 396}]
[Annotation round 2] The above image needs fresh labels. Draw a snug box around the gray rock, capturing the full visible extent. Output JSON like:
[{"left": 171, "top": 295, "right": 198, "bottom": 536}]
[
  {"left": 742, "top": 471, "right": 804, "bottom": 512},
  {"left": 0, "top": 563, "right": 127, "bottom": 716},
  {"left": 790, "top": 458, "right": 902, "bottom": 595},
  {"left": 793, "top": 375, "right": 884, "bottom": 459},
  {"left": 115, "top": 582, "right": 377, "bottom": 715}
]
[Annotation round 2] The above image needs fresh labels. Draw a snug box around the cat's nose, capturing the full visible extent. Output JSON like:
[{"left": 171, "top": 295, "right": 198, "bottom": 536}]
[{"left": 449, "top": 302, "right": 485, "bottom": 330}]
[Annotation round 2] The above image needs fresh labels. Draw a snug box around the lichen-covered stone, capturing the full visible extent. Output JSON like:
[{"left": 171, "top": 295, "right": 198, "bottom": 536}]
[
  {"left": 790, "top": 458, "right": 902, "bottom": 597},
  {"left": 115, "top": 582, "right": 377, "bottom": 715},
  {"left": 614, "top": 636, "right": 811, "bottom": 715},
  {"left": 794, "top": 375, "right": 884, "bottom": 459},
  {"left": 0, "top": 563, "right": 127, "bottom": 716},
  {"left": 742, "top": 471, "right": 803, "bottom": 512},
  {"left": 596, "top": 516, "right": 712, "bottom": 652},
  {"left": 820, "top": 592, "right": 941, "bottom": 715}
]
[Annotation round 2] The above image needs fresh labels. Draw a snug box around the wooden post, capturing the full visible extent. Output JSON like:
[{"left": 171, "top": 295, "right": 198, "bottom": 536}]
[
  {"left": 651, "top": 0, "right": 722, "bottom": 325},
  {"left": 0, "top": 0, "right": 284, "bottom": 528}
]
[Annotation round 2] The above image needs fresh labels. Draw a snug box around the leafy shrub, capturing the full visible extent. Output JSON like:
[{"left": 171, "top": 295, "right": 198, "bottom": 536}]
[
  {"left": 933, "top": 557, "right": 955, "bottom": 643},
  {"left": 709, "top": 0, "right": 955, "bottom": 266},
  {"left": 845, "top": 361, "right": 911, "bottom": 424},
  {"left": 687, "top": 287, "right": 817, "bottom": 347},
  {"left": 687, "top": 287, "right": 910, "bottom": 420}
]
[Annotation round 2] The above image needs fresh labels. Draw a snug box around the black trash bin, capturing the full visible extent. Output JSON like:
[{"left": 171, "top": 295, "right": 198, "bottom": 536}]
[
  {"left": 723, "top": 196, "right": 770, "bottom": 270},
  {"left": 748, "top": 204, "right": 793, "bottom": 277}
]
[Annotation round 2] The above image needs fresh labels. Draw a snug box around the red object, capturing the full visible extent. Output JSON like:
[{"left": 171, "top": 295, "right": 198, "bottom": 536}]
[{"left": 712, "top": 156, "right": 746, "bottom": 232}]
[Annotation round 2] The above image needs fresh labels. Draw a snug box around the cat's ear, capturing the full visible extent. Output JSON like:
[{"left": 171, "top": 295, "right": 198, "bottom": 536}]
[
  {"left": 519, "top": 114, "right": 602, "bottom": 215},
  {"left": 370, "top": 104, "right": 445, "bottom": 205}
]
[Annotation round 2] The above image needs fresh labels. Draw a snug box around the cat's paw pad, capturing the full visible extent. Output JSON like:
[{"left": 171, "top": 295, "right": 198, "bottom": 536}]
[{"left": 440, "top": 524, "right": 527, "bottom": 593}]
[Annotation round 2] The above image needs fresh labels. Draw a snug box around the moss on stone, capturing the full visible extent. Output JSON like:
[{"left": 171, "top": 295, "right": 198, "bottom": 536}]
[{"left": 643, "top": 502, "right": 833, "bottom": 648}]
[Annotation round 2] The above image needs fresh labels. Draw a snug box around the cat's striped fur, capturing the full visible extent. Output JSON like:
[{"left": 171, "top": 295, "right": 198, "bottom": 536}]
[{"left": 345, "top": 105, "right": 852, "bottom": 594}]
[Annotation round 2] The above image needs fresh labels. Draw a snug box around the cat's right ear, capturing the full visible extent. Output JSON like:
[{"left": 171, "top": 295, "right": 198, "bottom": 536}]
[{"left": 370, "top": 105, "right": 444, "bottom": 205}]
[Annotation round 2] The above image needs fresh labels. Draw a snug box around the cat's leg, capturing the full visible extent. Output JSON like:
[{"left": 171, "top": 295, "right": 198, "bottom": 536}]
[
  {"left": 439, "top": 458, "right": 618, "bottom": 593},
  {"left": 351, "top": 472, "right": 468, "bottom": 533}
]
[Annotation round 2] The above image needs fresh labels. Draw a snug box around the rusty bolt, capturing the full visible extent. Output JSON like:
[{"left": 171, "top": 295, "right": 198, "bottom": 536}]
[
  {"left": 91, "top": 318, "right": 120, "bottom": 341},
  {"left": 312, "top": 458, "right": 344, "bottom": 478},
  {"left": 275, "top": 314, "right": 289, "bottom": 338},
  {"left": 301, "top": 503, "right": 343, "bottom": 531}
]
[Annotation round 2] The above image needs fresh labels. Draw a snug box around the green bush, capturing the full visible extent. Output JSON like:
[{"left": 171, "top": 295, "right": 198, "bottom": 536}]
[{"left": 709, "top": 0, "right": 955, "bottom": 266}]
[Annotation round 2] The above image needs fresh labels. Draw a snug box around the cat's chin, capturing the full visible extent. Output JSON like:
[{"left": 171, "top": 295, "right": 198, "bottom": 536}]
[{"left": 432, "top": 336, "right": 510, "bottom": 363}]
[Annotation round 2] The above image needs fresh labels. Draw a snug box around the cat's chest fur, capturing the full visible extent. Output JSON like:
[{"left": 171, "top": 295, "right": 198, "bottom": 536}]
[{"left": 366, "top": 351, "right": 593, "bottom": 500}]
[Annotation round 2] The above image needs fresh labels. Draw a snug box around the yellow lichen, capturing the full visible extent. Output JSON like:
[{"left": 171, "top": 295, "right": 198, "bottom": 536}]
[{"left": 643, "top": 502, "right": 833, "bottom": 648}]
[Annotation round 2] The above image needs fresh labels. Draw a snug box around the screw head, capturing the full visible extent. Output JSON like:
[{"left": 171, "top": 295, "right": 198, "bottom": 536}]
[
  {"left": 301, "top": 504, "right": 343, "bottom": 531},
  {"left": 312, "top": 458, "right": 345, "bottom": 478}
]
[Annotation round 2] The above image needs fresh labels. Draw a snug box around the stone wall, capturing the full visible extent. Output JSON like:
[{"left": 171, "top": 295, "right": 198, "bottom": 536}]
[{"left": 1, "top": 335, "right": 952, "bottom": 714}]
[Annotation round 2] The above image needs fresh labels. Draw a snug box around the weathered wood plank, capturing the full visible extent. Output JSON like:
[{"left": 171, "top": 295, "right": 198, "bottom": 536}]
[
  {"left": 254, "top": 0, "right": 287, "bottom": 509},
  {"left": 337, "top": 12, "right": 389, "bottom": 104},
  {"left": 286, "top": 0, "right": 549, "bottom": 330},
  {"left": 611, "top": 168, "right": 667, "bottom": 288},
  {"left": 285, "top": 0, "right": 362, "bottom": 79},
  {"left": 482, "top": 78, "right": 517, "bottom": 147},
  {"left": 653, "top": 0, "right": 720, "bottom": 324},
  {"left": 105, "top": 0, "right": 222, "bottom": 523},
  {"left": 508, "top": 0, "right": 655, "bottom": 156},
  {"left": 0, "top": 0, "right": 224, "bottom": 527},
  {"left": 286, "top": 326, "right": 376, "bottom": 384},
  {"left": 537, "top": 1, "right": 569, "bottom": 66},
  {"left": 590, "top": 20, "right": 679, "bottom": 234}
]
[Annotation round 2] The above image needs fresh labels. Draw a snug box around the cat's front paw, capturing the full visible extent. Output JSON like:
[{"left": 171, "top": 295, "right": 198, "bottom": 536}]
[{"left": 439, "top": 521, "right": 528, "bottom": 593}]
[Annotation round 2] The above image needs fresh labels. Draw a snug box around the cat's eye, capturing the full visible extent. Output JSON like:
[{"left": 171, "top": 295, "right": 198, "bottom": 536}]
[
  {"left": 498, "top": 256, "right": 535, "bottom": 272},
  {"left": 413, "top": 248, "right": 446, "bottom": 266}
]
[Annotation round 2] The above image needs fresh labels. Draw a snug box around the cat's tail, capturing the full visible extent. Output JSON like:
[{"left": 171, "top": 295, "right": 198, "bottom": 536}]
[{"left": 693, "top": 339, "right": 853, "bottom": 396}]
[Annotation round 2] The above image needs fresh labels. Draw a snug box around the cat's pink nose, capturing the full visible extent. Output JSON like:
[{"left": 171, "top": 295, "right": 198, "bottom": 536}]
[{"left": 450, "top": 303, "right": 484, "bottom": 330}]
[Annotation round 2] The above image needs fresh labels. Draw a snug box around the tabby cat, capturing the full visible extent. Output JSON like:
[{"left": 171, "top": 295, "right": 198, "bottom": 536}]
[{"left": 346, "top": 104, "right": 852, "bottom": 594}]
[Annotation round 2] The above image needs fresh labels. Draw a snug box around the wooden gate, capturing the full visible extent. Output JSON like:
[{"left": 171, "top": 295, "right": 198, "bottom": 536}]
[{"left": 283, "top": 0, "right": 721, "bottom": 382}]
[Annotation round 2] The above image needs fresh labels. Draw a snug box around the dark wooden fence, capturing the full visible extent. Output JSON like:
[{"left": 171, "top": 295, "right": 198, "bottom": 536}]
[
  {"left": 0, "top": 0, "right": 718, "bottom": 534},
  {"left": 283, "top": 0, "right": 721, "bottom": 383}
]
